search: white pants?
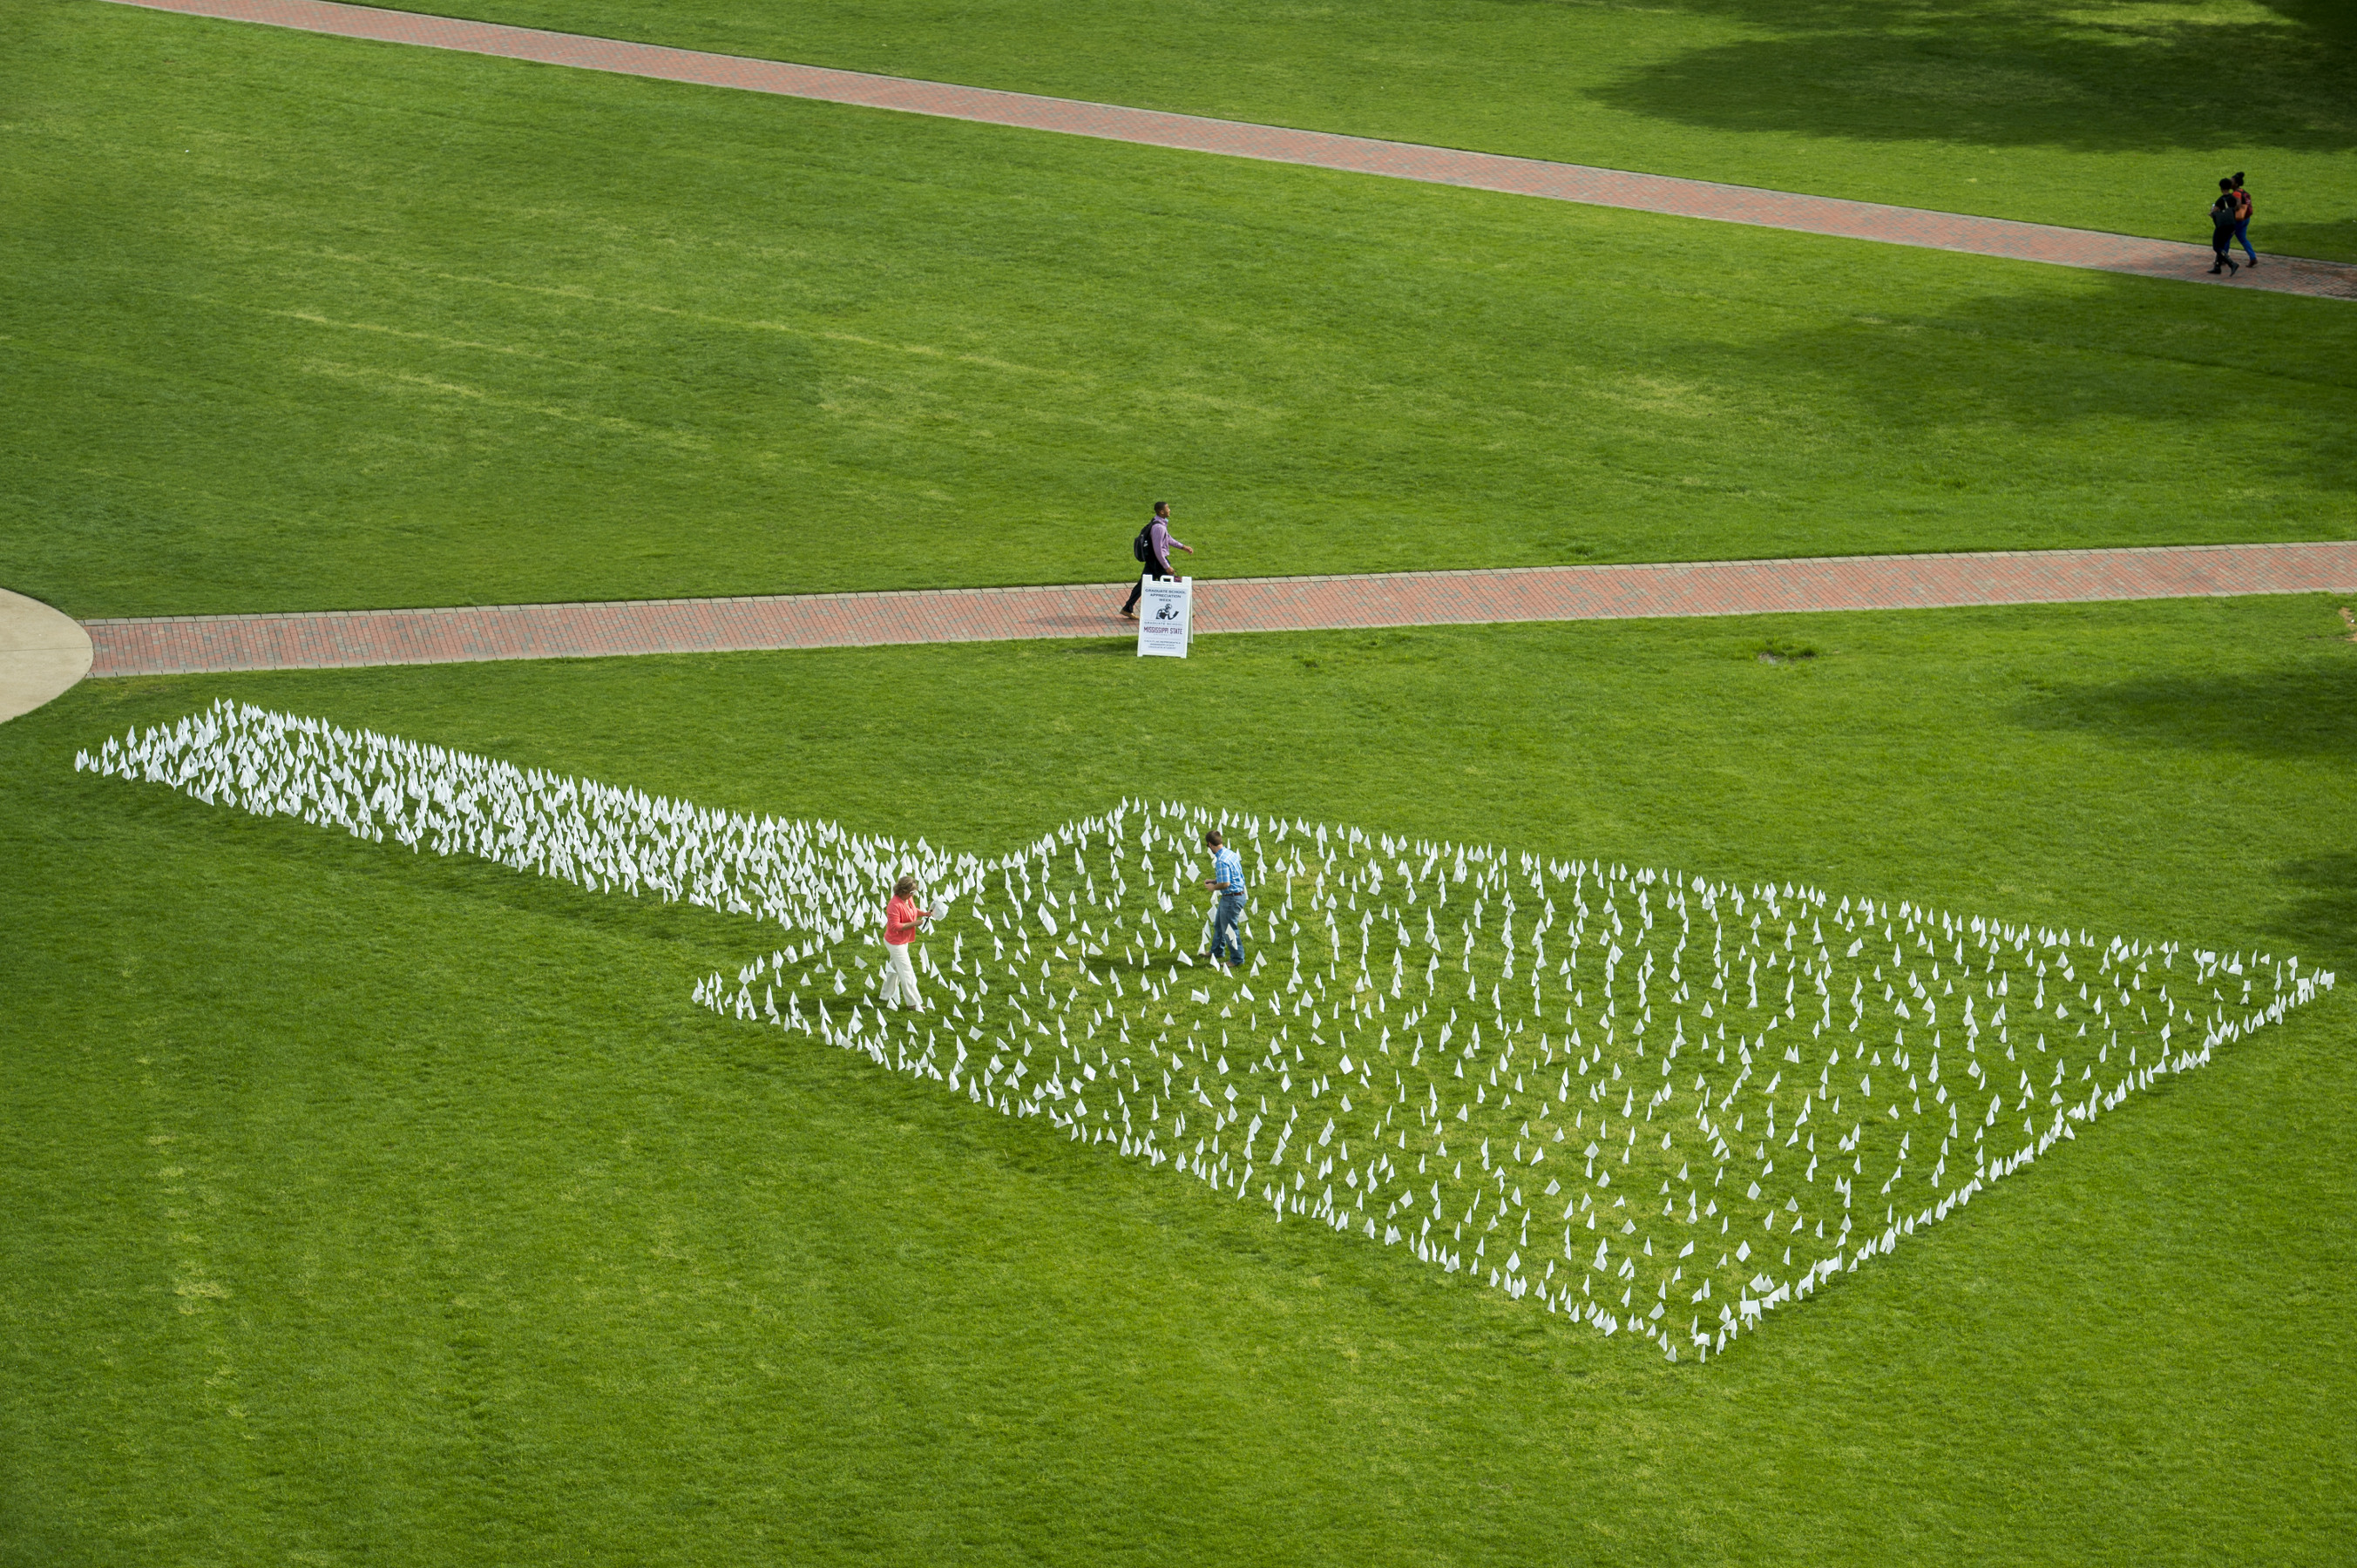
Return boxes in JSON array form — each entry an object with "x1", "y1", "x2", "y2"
[{"x1": 881, "y1": 942, "x2": 924, "y2": 1010}]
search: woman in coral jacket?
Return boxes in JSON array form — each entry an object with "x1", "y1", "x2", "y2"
[{"x1": 880, "y1": 875, "x2": 936, "y2": 1010}]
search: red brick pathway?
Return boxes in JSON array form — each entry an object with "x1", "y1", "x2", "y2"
[
  {"x1": 105, "y1": 0, "x2": 2357, "y2": 301},
  {"x1": 81, "y1": 544, "x2": 2357, "y2": 676}
]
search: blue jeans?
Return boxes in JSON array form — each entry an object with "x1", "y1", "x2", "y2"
[
  {"x1": 2234, "y1": 217, "x2": 2256, "y2": 261},
  {"x1": 1209, "y1": 894, "x2": 1246, "y2": 967}
]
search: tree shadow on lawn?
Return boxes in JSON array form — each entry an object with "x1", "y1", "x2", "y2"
[
  {"x1": 2003, "y1": 638, "x2": 2357, "y2": 969},
  {"x1": 2009, "y1": 645, "x2": 2357, "y2": 758},
  {"x1": 1582, "y1": 0, "x2": 2357, "y2": 156},
  {"x1": 2266, "y1": 854, "x2": 2357, "y2": 972},
  {"x1": 2261, "y1": 0, "x2": 2357, "y2": 47},
  {"x1": 1633, "y1": 274, "x2": 2357, "y2": 501}
]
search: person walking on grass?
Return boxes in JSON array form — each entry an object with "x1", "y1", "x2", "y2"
[
  {"x1": 2209, "y1": 179, "x2": 2241, "y2": 277},
  {"x1": 880, "y1": 875, "x2": 936, "y2": 1010},
  {"x1": 1199, "y1": 828, "x2": 1247, "y2": 972},
  {"x1": 2231, "y1": 172, "x2": 2258, "y2": 267},
  {"x1": 1120, "y1": 501, "x2": 1195, "y2": 620}
]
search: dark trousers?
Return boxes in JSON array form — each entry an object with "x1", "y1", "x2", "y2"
[
  {"x1": 2211, "y1": 226, "x2": 2237, "y2": 267},
  {"x1": 1121, "y1": 560, "x2": 1172, "y2": 614}
]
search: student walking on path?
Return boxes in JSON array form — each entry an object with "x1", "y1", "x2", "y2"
[
  {"x1": 880, "y1": 875, "x2": 936, "y2": 1010},
  {"x1": 2231, "y1": 172, "x2": 2258, "y2": 267},
  {"x1": 1199, "y1": 829, "x2": 1247, "y2": 971},
  {"x1": 1120, "y1": 502, "x2": 1195, "y2": 620},
  {"x1": 2209, "y1": 179, "x2": 2242, "y2": 276}
]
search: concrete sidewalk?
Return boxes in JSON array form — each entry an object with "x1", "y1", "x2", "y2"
[{"x1": 0, "y1": 591, "x2": 96, "y2": 721}]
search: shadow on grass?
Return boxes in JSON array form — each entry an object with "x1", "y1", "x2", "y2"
[
  {"x1": 2262, "y1": 0, "x2": 2357, "y2": 46},
  {"x1": 2011, "y1": 651, "x2": 2357, "y2": 756},
  {"x1": 2266, "y1": 854, "x2": 2357, "y2": 972},
  {"x1": 1586, "y1": 0, "x2": 2357, "y2": 157},
  {"x1": 1636, "y1": 274, "x2": 2357, "y2": 500}
]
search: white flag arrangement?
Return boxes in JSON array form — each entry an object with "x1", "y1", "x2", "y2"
[
  {"x1": 74, "y1": 700, "x2": 986, "y2": 935},
  {"x1": 81, "y1": 702, "x2": 2336, "y2": 1362}
]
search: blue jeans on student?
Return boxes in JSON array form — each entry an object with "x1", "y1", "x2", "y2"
[
  {"x1": 1209, "y1": 894, "x2": 1246, "y2": 967},
  {"x1": 2234, "y1": 217, "x2": 2256, "y2": 262}
]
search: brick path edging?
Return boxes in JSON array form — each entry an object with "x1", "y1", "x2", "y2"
[
  {"x1": 99, "y1": 0, "x2": 2357, "y2": 301},
  {"x1": 78, "y1": 543, "x2": 2357, "y2": 676}
]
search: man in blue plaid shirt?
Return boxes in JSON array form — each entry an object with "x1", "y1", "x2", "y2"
[{"x1": 1200, "y1": 828, "x2": 1247, "y2": 970}]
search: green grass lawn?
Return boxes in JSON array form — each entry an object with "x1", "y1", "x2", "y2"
[
  {"x1": 105, "y1": 694, "x2": 2299, "y2": 1367},
  {"x1": 360, "y1": 0, "x2": 2357, "y2": 258},
  {"x1": 7, "y1": 3, "x2": 2356, "y2": 1560},
  {"x1": 4, "y1": 0, "x2": 2354, "y2": 619},
  {"x1": 6, "y1": 595, "x2": 2354, "y2": 1563}
]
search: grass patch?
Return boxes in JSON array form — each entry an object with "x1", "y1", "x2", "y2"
[
  {"x1": 6, "y1": 595, "x2": 2355, "y2": 1563},
  {"x1": 4, "y1": 0, "x2": 2354, "y2": 618},
  {"x1": 354, "y1": 0, "x2": 2357, "y2": 254}
]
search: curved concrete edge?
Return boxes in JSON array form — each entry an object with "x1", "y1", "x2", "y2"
[{"x1": 0, "y1": 589, "x2": 95, "y2": 723}]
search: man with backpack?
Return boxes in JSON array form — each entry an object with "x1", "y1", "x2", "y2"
[{"x1": 1120, "y1": 501, "x2": 1195, "y2": 620}]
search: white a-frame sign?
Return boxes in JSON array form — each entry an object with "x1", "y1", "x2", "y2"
[{"x1": 1136, "y1": 576, "x2": 1192, "y2": 658}]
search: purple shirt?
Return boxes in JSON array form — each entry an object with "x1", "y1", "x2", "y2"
[{"x1": 1148, "y1": 518, "x2": 1188, "y2": 565}]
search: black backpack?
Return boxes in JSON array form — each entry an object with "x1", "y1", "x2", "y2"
[{"x1": 1133, "y1": 522, "x2": 1156, "y2": 563}]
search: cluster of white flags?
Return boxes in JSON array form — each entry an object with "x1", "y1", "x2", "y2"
[
  {"x1": 82, "y1": 704, "x2": 2336, "y2": 1362},
  {"x1": 701, "y1": 803, "x2": 2334, "y2": 1362},
  {"x1": 76, "y1": 700, "x2": 985, "y2": 936}
]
